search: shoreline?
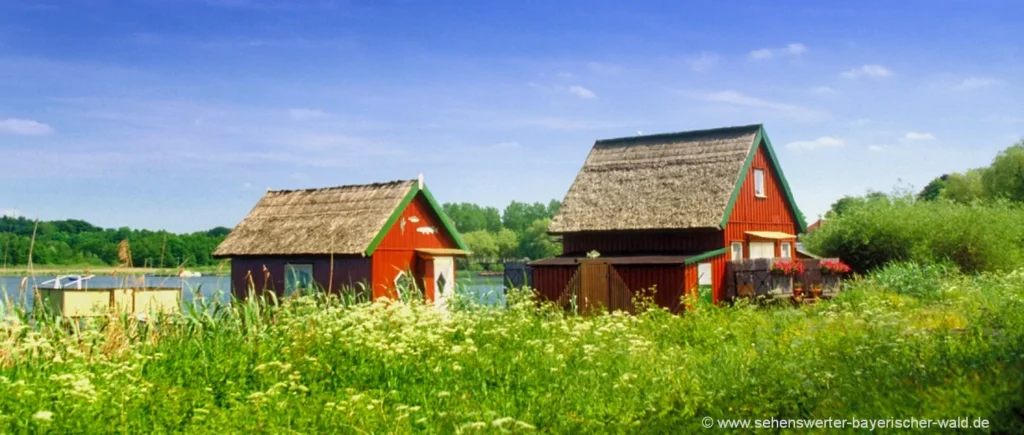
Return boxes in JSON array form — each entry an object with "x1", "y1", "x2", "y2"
[{"x1": 0, "y1": 266, "x2": 229, "y2": 277}]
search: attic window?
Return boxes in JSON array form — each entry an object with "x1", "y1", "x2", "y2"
[{"x1": 754, "y1": 169, "x2": 766, "y2": 198}]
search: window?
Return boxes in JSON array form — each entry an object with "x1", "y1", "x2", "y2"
[
  {"x1": 730, "y1": 242, "x2": 744, "y2": 260},
  {"x1": 780, "y1": 242, "x2": 792, "y2": 258},
  {"x1": 697, "y1": 262, "x2": 712, "y2": 286},
  {"x1": 284, "y1": 263, "x2": 313, "y2": 296},
  {"x1": 749, "y1": 242, "x2": 775, "y2": 259},
  {"x1": 754, "y1": 169, "x2": 766, "y2": 197}
]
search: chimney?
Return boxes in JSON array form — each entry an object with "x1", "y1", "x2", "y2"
[{"x1": 417, "y1": 173, "x2": 424, "y2": 190}]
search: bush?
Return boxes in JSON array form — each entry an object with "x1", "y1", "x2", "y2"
[{"x1": 804, "y1": 195, "x2": 1024, "y2": 273}]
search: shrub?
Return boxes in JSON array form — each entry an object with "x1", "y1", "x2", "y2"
[{"x1": 804, "y1": 195, "x2": 1024, "y2": 273}]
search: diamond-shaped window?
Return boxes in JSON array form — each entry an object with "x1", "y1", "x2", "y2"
[{"x1": 436, "y1": 274, "x2": 447, "y2": 295}]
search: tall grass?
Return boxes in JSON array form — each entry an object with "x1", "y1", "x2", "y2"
[{"x1": 0, "y1": 268, "x2": 1023, "y2": 432}]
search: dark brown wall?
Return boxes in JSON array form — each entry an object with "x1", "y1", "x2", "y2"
[
  {"x1": 230, "y1": 255, "x2": 371, "y2": 299},
  {"x1": 613, "y1": 265, "x2": 686, "y2": 313},
  {"x1": 562, "y1": 229, "x2": 723, "y2": 256}
]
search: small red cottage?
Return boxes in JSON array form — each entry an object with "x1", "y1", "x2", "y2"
[
  {"x1": 213, "y1": 176, "x2": 469, "y2": 303},
  {"x1": 531, "y1": 124, "x2": 806, "y2": 310}
]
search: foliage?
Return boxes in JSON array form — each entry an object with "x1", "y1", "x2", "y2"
[
  {"x1": 805, "y1": 194, "x2": 1024, "y2": 273},
  {"x1": 819, "y1": 259, "x2": 851, "y2": 275},
  {"x1": 769, "y1": 259, "x2": 805, "y2": 276},
  {"x1": 0, "y1": 216, "x2": 228, "y2": 268},
  {"x1": 443, "y1": 200, "x2": 561, "y2": 267},
  {"x1": 916, "y1": 175, "x2": 948, "y2": 201},
  {"x1": 1, "y1": 270, "x2": 1023, "y2": 432},
  {"x1": 919, "y1": 140, "x2": 1024, "y2": 203},
  {"x1": 943, "y1": 168, "x2": 986, "y2": 203},
  {"x1": 519, "y1": 219, "x2": 561, "y2": 261},
  {"x1": 982, "y1": 141, "x2": 1024, "y2": 201},
  {"x1": 441, "y1": 203, "x2": 503, "y2": 233}
]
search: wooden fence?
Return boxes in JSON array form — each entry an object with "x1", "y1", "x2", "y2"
[
  {"x1": 504, "y1": 261, "x2": 533, "y2": 290},
  {"x1": 724, "y1": 258, "x2": 838, "y2": 300}
]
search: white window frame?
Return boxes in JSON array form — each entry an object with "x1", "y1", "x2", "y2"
[
  {"x1": 754, "y1": 169, "x2": 766, "y2": 198},
  {"x1": 697, "y1": 262, "x2": 712, "y2": 286},
  {"x1": 730, "y1": 242, "x2": 744, "y2": 261},
  {"x1": 284, "y1": 263, "x2": 313, "y2": 296},
  {"x1": 780, "y1": 242, "x2": 792, "y2": 259}
]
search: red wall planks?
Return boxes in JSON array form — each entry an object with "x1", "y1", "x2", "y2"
[
  {"x1": 562, "y1": 230, "x2": 721, "y2": 255},
  {"x1": 372, "y1": 193, "x2": 461, "y2": 299},
  {"x1": 716, "y1": 142, "x2": 800, "y2": 302},
  {"x1": 532, "y1": 265, "x2": 577, "y2": 303},
  {"x1": 613, "y1": 265, "x2": 686, "y2": 313}
]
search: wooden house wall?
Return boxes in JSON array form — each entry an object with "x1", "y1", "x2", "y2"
[
  {"x1": 717, "y1": 142, "x2": 800, "y2": 303},
  {"x1": 230, "y1": 255, "x2": 371, "y2": 299},
  {"x1": 532, "y1": 265, "x2": 577, "y2": 303},
  {"x1": 612, "y1": 265, "x2": 686, "y2": 313},
  {"x1": 371, "y1": 193, "x2": 461, "y2": 300},
  {"x1": 562, "y1": 230, "x2": 721, "y2": 256}
]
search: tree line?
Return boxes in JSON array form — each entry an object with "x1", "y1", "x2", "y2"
[
  {"x1": 0, "y1": 216, "x2": 230, "y2": 268},
  {"x1": 0, "y1": 199, "x2": 565, "y2": 271},
  {"x1": 442, "y1": 200, "x2": 562, "y2": 271},
  {"x1": 807, "y1": 139, "x2": 1024, "y2": 273}
]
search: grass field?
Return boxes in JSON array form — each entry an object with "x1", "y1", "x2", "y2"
[{"x1": 0, "y1": 263, "x2": 1022, "y2": 432}]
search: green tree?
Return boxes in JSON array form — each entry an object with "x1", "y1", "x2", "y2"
[
  {"x1": 943, "y1": 168, "x2": 986, "y2": 203},
  {"x1": 495, "y1": 228, "x2": 519, "y2": 259},
  {"x1": 917, "y1": 175, "x2": 949, "y2": 201},
  {"x1": 502, "y1": 201, "x2": 550, "y2": 234},
  {"x1": 462, "y1": 230, "x2": 498, "y2": 263},
  {"x1": 981, "y1": 141, "x2": 1024, "y2": 201},
  {"x1": 518, "y1": 219, "x2": 561, "y2": 260}
]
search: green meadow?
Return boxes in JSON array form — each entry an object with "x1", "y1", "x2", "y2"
[{"x1": 1, "y1": 262, "x2": 1022, "y2": 433}]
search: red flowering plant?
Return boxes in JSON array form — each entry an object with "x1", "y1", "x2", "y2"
[
  {"x1": 770, "y1": 259, "x2": 805, "y2": 276},
  {"x1": 820, "y1": 259, "x2": 852, "y2": 275}
]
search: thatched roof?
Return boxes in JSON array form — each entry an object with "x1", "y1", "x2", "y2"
[
  {"x1": 549, "y1": 124, "x2": 765, "y2": 234},
  {"x1": 214, "y1": 180, "x2": 418, "y2": 256}
]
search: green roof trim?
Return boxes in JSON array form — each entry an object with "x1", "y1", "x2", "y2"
[
  {"x1": 718, "y1": 125, "x2": 808, "y2": 233},
  {"x1": 683, "y1": 247, "x2": 729, "y2": 265},
  {"x1": 419, "y1": 184, "x2": 470, "y2": 252},
  {"x1": 363, "y1": 184, "x2": 419, "y2": 257},
  {"x1": 363, "y1": 182, "x2": 470, "y2": 257}
]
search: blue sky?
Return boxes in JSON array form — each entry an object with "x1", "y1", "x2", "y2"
[{"x1": 1, "y1": 0, "x2": 1022, "y2": 232}]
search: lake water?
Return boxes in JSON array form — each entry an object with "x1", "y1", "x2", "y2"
[{"x1": 1, "y1": 274, "x2": 506, "y2": 310}]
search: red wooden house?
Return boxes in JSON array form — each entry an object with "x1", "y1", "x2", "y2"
[
  {"x1": 531, "y1": 124, "x2": 806, "y2": 310},
  {"x1": 213, "y1": 176, "x2": 469, "y2": 304}
]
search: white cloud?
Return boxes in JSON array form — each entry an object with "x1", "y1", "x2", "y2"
[
  {"x1": 688, "y1": 52, "x2": 719, "y2": 72},
  {"x1": 749, "y1": 48, "x2": 773, "y2": 60},
  {"x1": 568, "y1": 85, "x2": 597, "y2": 99},
  {"x1": 953, "y1": 76, "x2": 1004, "y2": 91},
  {"x1": 809, "y1": 86, "x2": 837, "y2": 96},
  {"x1": 586, "y1": 62, "x2": 622, "y2": 75},
  {"x1": 696, "y1": 90, "x2": 824, "y2": 122},
  {"x1": 902, "y1": 131, "x2": 936, "y2": 141},
  {"x1": 786, "y1": 136, "x2": 845, "y2": 150},
  {"x1": 288, "y1": 108, "x2": 326, "y2": 120},
  {"x1": 749, "y1": 43, "x2": 806, "y2": 60},
  {"x1": 849, "y1": 118, "x2": 871, "y2": 127},
  {"x1": 0, "y1": 118, "x2": 53, "y2": 135},
  {"x1": 867, "y1": 145, "x2": 884, "y2": 152},
  {"x1": 840, "y1": 64, "x2": 892, "y2": 79}
]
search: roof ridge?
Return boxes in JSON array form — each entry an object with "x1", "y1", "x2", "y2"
[
  {"x1": 268, "y1": 179, "x2": 416, "y2": 194},
  {"x1": 595, "y1": 124, "x2": 762, "y2": 146}
]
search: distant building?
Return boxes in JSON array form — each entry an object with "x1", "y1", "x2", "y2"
[
  {"x1": 213, "y1": 177, "x2": 469, "y2": 304},
  {"x1": 531, "y1": 124, "x2": 806, "y2": 310}
]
